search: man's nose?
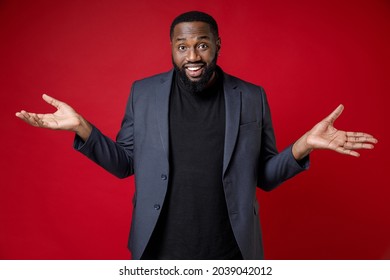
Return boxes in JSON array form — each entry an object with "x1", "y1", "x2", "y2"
[{"x1": 187, "y1": 47, "x2": 200, "y2": 62}]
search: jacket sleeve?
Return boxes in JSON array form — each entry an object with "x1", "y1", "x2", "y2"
[
  {"x1": 257, "y1": 88, "x2": 309, "y2": 191},
  {"x1": 73, "y1": 85, "x2": 135, "y2": 179}
]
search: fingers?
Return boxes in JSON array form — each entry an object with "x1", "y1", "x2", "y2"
[
  {"x1": 324, "y1": 104, "x2": 344, "y2": 124},
  {"x1": 16, "y1": 110, "x2": 38, "y2": 126},
  {"x1": 15, "y1": 110, "x2": 31, "y2": 123},
  {"x1": 344, "y1": 132, "x2": 378, "y2": 150},
  {"x1": 344, "y1": 142, "x2": 375, "y2": 150},
  {"x1": 335, "y1": 147, "x2": 360, "y2": 157},
  {"x1": 15, "y1": 110, "x2": 46, "y2": 127},
  {"x1": 346, "y1": 132, "x2": 378, "y2": 143},
  {"x1": 337, "y1": 131, "x2": 378, "y2": 156},
  {"x1": 16, "y1": 94, "x2": 64, "y2": 128}
]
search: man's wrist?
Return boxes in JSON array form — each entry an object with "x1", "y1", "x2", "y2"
[
  {"x1": 74, "y1": 115, "x2": 92, "y2": 142},
  {"x1": 292, "y1": 133, "x2": 313, "y2": 160}
]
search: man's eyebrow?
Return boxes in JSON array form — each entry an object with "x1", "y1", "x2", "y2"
[
  {"x1": 175, "y1": 35, "x2": 211, "y2": 42},
  {"x1": 197, "y1": 35, "x2": 211, "y2": 40}
]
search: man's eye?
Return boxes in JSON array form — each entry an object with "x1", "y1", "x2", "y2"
[
  {"x1": 178, "y1": 46, "x2": 187, "y2": 51},
  {"x1": 198, "y1": 44, "x2": 208, "y2": 49}
]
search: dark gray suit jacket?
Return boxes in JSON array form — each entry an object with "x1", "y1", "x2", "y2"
[{"x1": 74, "y1": 69, "x2": 309, "y2": 259}]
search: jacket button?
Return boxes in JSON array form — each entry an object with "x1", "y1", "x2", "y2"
[
  {"x1": 161, "y1": 174, "x2": 167, "y2": 180},
  {"x1": 154, "y1": 204, "x2": 161, "y2": 210}
]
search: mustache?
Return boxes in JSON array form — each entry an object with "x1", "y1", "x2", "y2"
[{"x1": 183, "y1": 62, "x2": 205, "y2": 68}]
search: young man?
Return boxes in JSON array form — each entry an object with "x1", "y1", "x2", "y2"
[{"x1": 16, "y1": 11, "x2": 377, "y2": 259}]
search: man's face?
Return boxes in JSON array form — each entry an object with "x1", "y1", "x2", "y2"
[{"x1": 171, "y1": 21, "x2": 221, "y2": 93}]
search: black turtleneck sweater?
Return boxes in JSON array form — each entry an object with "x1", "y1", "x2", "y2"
[{"x1": 142, "y1": 70, "x2": 242, "y2": 259}]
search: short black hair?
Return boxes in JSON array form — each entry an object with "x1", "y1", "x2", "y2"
[{"x1": 170, "y1": 11, "x2": 219, "y2": 40}]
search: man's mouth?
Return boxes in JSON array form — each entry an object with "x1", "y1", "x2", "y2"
[{"x1": 185, "y1": 64, "x2": 205, "y2": 79}]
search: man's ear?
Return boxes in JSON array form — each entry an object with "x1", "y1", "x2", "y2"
[{"x1": 216, "y1": 37, "x2": 221, "y2": 54}]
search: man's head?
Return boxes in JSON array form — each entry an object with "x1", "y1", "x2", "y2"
[{"x1": 170, "y1": 11, "x2": 221, "y2": 93}]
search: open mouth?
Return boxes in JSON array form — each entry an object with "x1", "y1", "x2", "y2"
[{"x1": 185, "y1": 64, "x2": 205, "y2": 79}]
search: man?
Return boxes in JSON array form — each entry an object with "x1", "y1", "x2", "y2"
[{"x1": 15, "y1": 11, "x2": 377, "y2": 259}]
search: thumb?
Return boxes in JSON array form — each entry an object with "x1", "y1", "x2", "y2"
[
  {"x1": 42, "y1": 94, "x2": 63, "y2": 109},
  {"x1": 324, "y1": 104, "x2": 344, "y2": 124}
]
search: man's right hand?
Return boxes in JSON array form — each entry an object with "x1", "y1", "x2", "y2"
[{"x1": 16, "y1": 94, "x2": 92, "y2": 141}]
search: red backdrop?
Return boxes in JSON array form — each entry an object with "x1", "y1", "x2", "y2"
[{"x1": 1, "y1": 0, "x2": 389, "y2": 260}]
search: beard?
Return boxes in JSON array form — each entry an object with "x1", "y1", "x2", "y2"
[{"x1": 173, "y1": 55, "x2": 218, "y2": 94}]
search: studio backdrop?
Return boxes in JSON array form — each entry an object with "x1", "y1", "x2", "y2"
[{"x1": 0, "y1": 0, "x2": 389, "y2": 259}]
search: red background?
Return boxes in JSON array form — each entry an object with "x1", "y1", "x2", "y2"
[{"x1": 1, "y1": 0, "x2": 389, "y2": 260}]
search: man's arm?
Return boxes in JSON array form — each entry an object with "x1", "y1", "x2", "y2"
[
  {"x1": 16, "y1": 93, "x2": 135, "y2": 178},
  {"x1": 292, "y1": 104, "x2": 378, "y2": 160}
]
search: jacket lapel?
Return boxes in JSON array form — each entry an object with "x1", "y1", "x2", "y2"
[
  {"x1": 223, "y1": 74, "x2": 241, "y2": 176},
  {"x1": 155, "y1": 70, "x2": 174, "y2": 162}
]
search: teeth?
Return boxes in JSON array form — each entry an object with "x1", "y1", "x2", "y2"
[{"x1": 187, "y1": 67, "x2": 201, "y2": 71}]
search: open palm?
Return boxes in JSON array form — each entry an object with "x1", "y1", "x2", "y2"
[
  {"x1": 306, "y1": 105, "x2": 377, "y2": 157},
  {"x1": 16, "y1": 94, "x2": 81, "y2": 131}
]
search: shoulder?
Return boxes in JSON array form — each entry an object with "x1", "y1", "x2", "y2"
[
  {"x1": 222, "y1": 70, "x2": 265, "y2": 94},
  {"x1": 129, "y1": 69, "x2": 174, "y2": 103},
  {"x1": 132, "y1": 70, "x2": 173, "y2": 90},
  {"x1": 222, "y1": 70, "x2": 266, "y2": 106},
  {"x1": 221, "y1": 70, "x2": 268, "y2": 117}
]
